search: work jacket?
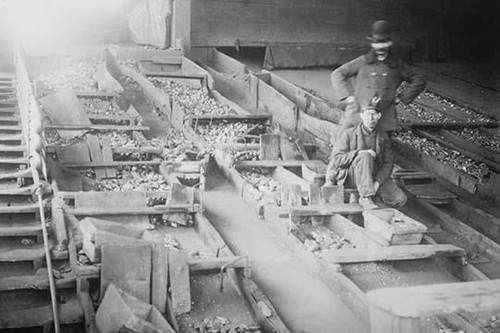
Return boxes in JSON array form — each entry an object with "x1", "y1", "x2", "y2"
[
  {"x1": 331, "y1": 50, "x2": 426, "y2": 131},
  {"x1": 326, "y1": 123, "x2": 394, "y2": 185}
]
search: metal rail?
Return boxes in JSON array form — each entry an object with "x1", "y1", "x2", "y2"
[{"x1": 14, "y1": 43, "x2": 61, "y2": 333}]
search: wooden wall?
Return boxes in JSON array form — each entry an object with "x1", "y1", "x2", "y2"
[{"x1": 190, "y1": 0, "x2": 420, "y2": 48}]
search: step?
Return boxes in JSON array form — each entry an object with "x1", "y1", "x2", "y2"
[
  {"x1": 0, "y1": 295, "x2": 83, "y2": 329},
  {"x1": 0, "y1": 100, "x2": 17, "y2": 106},
  {"x1": 0, "y1": 243, "x2": 68, "y2": 262},
  {"x1": 0, "y1": 145, "x2": 26, "y2": 152},
  {"x1": 0, "y1": 169, "x2": 32, "y2": 180},
  {"x1": 0, "y1": 116, "x2": 19, "y2": 125},
  {"x1": 0, "y1": 185, "x2": 35, "y2": 196},
  {"x1": 0, "y1": 134, "x2": 23, "y2": 142},
  {"x1": 0, "y1": 225, "x2": 42, "y2": 238},
  {"x1": 0, "y1": 124, "x2": 22, "y2": 132},
  {"x1": 0, "y1": 106, "x2": 18, "y2": 113},
  {"x1": 0, "y1": 274, "x2": 76, "y2": 291},
  {"x1": 0, "y1": 157, "x2": 28, "y2": 165},
  {"x1": 0, "y1": 202, "x2": 43, "y2": 215}
]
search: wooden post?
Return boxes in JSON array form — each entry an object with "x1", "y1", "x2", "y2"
[
  {"x1": 369, "y1": 305, "x2": 419, "y2": 333},
  {"x1": 172, "y1": 0, "x2": 191, "y2": 55}
]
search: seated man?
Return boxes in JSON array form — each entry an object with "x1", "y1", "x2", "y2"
[{"x1": 325, "y1": 102, "x2": 406, "y2": 210}]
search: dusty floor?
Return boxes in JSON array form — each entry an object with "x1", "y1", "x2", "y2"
[{"x1": 203, "y1": 168, "x2": 368, "y2": 333}]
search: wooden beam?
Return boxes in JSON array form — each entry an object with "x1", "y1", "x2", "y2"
[
  {"x1": 235, "y1": 159, "x2": 326, "y2": 169},
  {"x1": 367, "y1": 279, "x2": 500, "y2": 318},
  {"x1": 190, "y1": 114, "x2": 271, "y2": 124},
  {"x1": 64, "y1": 204, "x2": 201, "y2": 216},
  {"x1": 61, "y1": 160, "x2": 162, "y2": 168},
  {"x1": 322, "y1": 244, "x2": 465, "y2": 264},
  {"x1": 279, "y1": 203, "x2": 363, "y2": 218},
  {"x1": 44, "y1": 124, "x2": 149, "y2": 131},
  {"x1": 408, "y1": 121, "x2": 498, "y2": 129},
  {"x1": 0, "y1": 275, "x2": 76, "y2": 291},
  {"x1": 187, "y1": 256, "x2": 248, "y2": 272}
]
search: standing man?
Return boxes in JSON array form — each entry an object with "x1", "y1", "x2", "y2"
[
  {"x1": 331, "y1": 20, "x2": 426, "y2": 132},
  {"x1": 325, "y1": 102, "x2": 406, "y2": 210}
]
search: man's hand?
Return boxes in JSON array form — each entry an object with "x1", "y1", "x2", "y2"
[
  {"x1": 373, "y1": 181, "x2": 380, "y2": 193},
  {"x1": 345, "y1": 96, "x2": 356, "y2": 104},
  {"x1": 358, "y1": 149, "x2": 376, "y2": 158}
]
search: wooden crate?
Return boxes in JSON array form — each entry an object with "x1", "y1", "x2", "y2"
[{"x1": 363, "y1": 208, "x2": 427, "y2": 245}]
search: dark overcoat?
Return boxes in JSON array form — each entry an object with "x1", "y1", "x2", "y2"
[{"x1": 331, "y1": 50, "x2": 426, "y2": 131}]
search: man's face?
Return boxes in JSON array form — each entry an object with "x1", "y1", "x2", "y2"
[
  {"x1": 360, "y1": 109, "x2": 381, "y2": 131},
  {"x1": 371, "y1": 41, "x2": 392, "y2": 58}
]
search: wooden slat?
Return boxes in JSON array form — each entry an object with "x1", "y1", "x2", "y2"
[
  {"x1": 87, "y1": 135, "x2": 106, "y2": 179},
  {"x1": 235, "y1": 159, "x2": 326, "y2": 169},
  {"x1": 322, "y1": 244, "x2": 465, "y2": 264},
  {"x1": 0, "y1": 297, "x2": 83, "y2": 328},
  {"x1": 144, "y1": 71, "x2": 204, "y2": 80},
  {"x1": 0, "y1": 124, "x2": 22, "y2": 131},
  {"x1": 187, "y1": 256, "x2": 247, "y2": 272},
  {"x1": 101, "y1": 244, "x2": 152, "y2": 303},
  {"x1": 408, "y1": 121, "x2": 498, "y2": 128},
  {"x1": 61, "y1": 159, "x2": 162, "y2": 168},
  {"x1": 65, "y1": 204, "x2": 201, "y2": 216},
  {"x1": 280, "y1": 203, "x2": 363, "y2": 218},
  {"x1": 367, "y1": 279, "x2": 500, "y2": 318},
  {"x1": 0, "y1": 275, "x2": 75, "y2": 291},
  {"x1": 151, "y1": 244, "x2": 169, "y2": 313},
  {"x1": 260, "y1": 134, "x2": 280, "y2": 160},
  {"x1": 403, "y1": 183, "x2": 456, "y2": 201},
  {"x1": 101, "y1": 138, "x2": 117, "y2": 178},
  {"x1": 0, "y1": 226, "x2": 42, "y2": 238},
  {"x1": 39, "y1": 88, "x2": 91, "y2": 139},
  {"x1": 190, "y1": 114, "x2": 271, "y2": 124},
  {"x1": 44, "y1": 123, "x2": 149, "y2": 131},
  {"x1": 0, "y1": 168, "x2": 32, "y2": 179},
  {"x1": 169, "y1": 250, "x2": 191, "y2": 315}
]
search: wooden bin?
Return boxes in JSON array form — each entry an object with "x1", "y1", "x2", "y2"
[{"x1": 362, "y1": 208, "x2": 428, "y2": 245}]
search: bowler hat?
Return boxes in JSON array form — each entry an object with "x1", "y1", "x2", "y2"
[{"x1": 367, "y1": 20, "x2": 391, "y2": 42}]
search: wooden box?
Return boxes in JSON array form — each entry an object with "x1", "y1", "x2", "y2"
[{"x1": 363, "y1": 208, "x2": 428, "y2": 245}]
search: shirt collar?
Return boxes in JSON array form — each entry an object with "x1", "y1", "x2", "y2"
[{"x1": 365, "y1": 49, "x2": 398, "y2": 67}]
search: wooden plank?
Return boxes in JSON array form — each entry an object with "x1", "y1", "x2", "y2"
[
  {"x1": 190, "y1": 114, "x2": 271, "y2": 124},
  {"x1": 0, "y1": 275, "x2": 75, "y2": 291},
  {"x1": 367, "y1": 279, "x2": 500, "y2": 318},
  {"x1": 61, "y1": 159, "x2": 162, "y2": 168},
  {"x1": 260, "y1": 134, "x2": 280, "y2": 160},
  {"x1": 39, "y1": 88, "x2": 91, "y2": 139},
  {"x1": 322, "y1": 244, "x2": 465, "y2": 264},
  {"x1": 280, "y1": 135, "x2": 306, "y2": 160},
  {"x1": 144, "y1": 71, "x2": 205, "y2": 80},
  {"x1": 169, "y1": 250, "x2": 191, "y2": 315},
  {"x1": 369, "y1": 305, "x2": 419, "y2": 333},
  {"x1": 87, "y1": 135, "x2": 106, "y2": 179},
  {"x1": 403, "y1": 183, "x2": 456, "y2": 202},
  {"x1": 66, "y1": 204, "x2": 200, "y2": 216},
  {"x1": 235, "y1": 159, "x2": 326, "y2": 169},
  {"x1": 94, "y1": 63, "x2": 124, "y2": 94},
  {"x1": 151, "y1": 244, "x2": 169, "y2": 314},
  {"x1": 255, "y1": 76, "x2": 298, "y2": 132},
  {"x1": 100, "y1": 138, "x2": 117, "y2": 178},
  {"x1": 187, "y1": 256, "x2": 247, "y2": 272},
  {"x1": 76, "y1": 278, "x2": 99, "y2": 333},
  {"x1": 44, "y1": 123, "x2": 149, "y2": 131},
  {"x1": 281, "y1": 203, "x2": 362, "y2": 218},
  {"x1": 101, "y1": 244, "x2": 152, "y2": 303},
  {"x1": 52, "y1": 197, "x2": 68, "y2": 249},
  {"x1": 408, "y1": 121, "x2": 498, "y2": 128},
  {"x1": 263, "y1": 70, "x2": 343, "y2": 124},
  {"x1": 0, "y1": 297, "x2": 83, "y2": 328},
  {"x1": 56, "y1": 142, "x2": 91, "y2": 164},
  {"x1": 328, "y1": 214, "x2": 390, "y2": 248},
  {"x1": 75, "y1": 190, "x2": 147, "y2": 208}
]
